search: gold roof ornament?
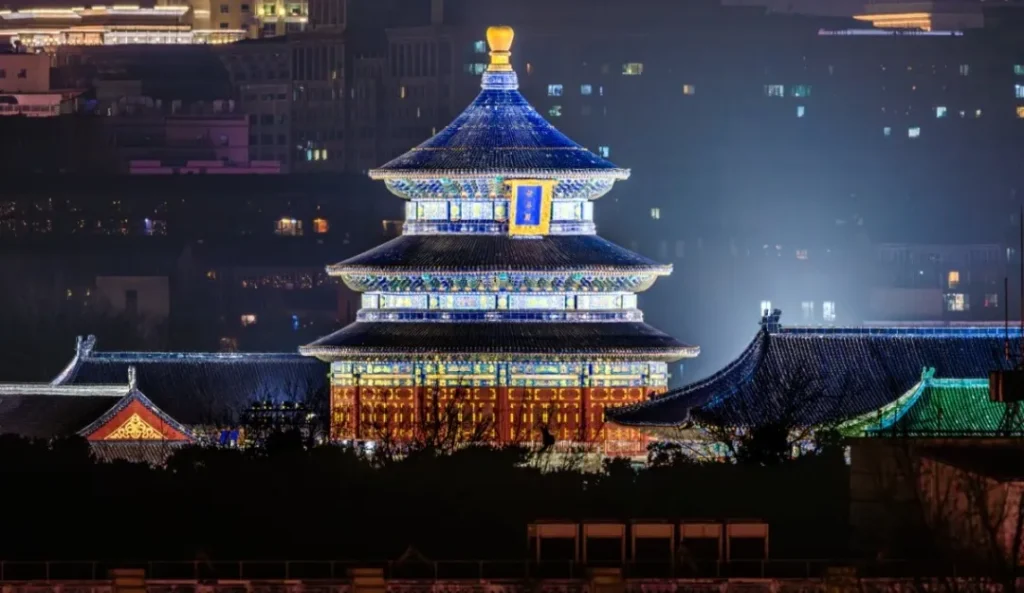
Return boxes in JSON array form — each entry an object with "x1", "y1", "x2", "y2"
[{"x1": 486, "y1": 25, "x2": 514, "y2": 72}]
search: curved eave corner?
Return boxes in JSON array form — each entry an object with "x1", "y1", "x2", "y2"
[
  {"x1": 604, "y1": 327, "x2": 770, "y2": 427},
  {"x1": 367, "y1": 167, "x2": 631, "y2": 182}
]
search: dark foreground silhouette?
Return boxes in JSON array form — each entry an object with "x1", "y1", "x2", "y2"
[{"x1": 0, "y1": 433, "x2": 848, "y2": 562}]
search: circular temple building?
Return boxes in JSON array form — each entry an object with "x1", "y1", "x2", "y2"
[{"x1": 301, "y1": 26, "x2": 697, "y2": 455}]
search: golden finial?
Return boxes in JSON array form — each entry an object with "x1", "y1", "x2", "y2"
[{"x1": 486, "y1": 25, "x2": 514, "y2": 72}]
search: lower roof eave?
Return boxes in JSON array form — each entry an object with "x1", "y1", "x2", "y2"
[{"x1": 298, "y1": 345, "x2": 699, "y2": 363}]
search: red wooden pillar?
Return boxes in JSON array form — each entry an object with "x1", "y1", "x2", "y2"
[
  {"x1": 353, "y1": 374, "x2": 361, "y2": 441},
  {"x1": 498, "y1": 387, "x2": 510, "y2": 443},
  {"x1": 581, "y1": 385, "x2": 591, "y2": 442}
]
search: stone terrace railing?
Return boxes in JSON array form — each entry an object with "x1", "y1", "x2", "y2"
[{"x1": 0, "y1": 560, "x2": 1003, "y2": 587}]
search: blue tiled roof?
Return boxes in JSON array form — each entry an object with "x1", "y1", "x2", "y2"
[
  {"x1": 329, "y1": 234, "x2": 669, "y2": 275},
  {"x1": 607, "y1": 323, "x2": 1017, "y2": 427},
  {"x1": 53, "y1": 337, "x2": 329, "y2": 425},
  {"x1": 370, "y1": 71, "x2": 628, "y2": 180},
  {"x1": 301, "y1": 321, "x2": 696, "y2": 361}
]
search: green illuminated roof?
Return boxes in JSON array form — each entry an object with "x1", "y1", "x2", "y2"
[{"x1": 841, "y1": 368, "x2": 1021, "y2": 437}]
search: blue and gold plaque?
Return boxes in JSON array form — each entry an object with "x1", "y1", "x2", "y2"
[{"x1": 507, "y1": 180, "x2": 554, "y2": 236}]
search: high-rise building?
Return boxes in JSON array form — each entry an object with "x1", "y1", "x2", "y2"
[{"x1": 300, "y1": 26, "x2": 696, "y2": 455}]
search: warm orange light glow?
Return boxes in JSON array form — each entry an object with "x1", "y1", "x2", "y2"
[{"x1": 854, "y1": 12, "x2": 933, "y2": 31}]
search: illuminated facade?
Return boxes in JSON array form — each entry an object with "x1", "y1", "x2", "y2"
[
  {"x1": 301, "y1": 26, "x2": 697, "y2": 455},
  {"x1": 0, "y1": 5, "x2": 246, "y2": 48}
]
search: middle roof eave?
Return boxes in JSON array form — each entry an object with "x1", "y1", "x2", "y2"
[{"x1": 327, "y1": 234, "x2": 671, "y2": 275}]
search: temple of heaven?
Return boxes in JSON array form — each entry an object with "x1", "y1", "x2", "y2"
[{"x1": 300, "y1": 26, "x2": 697, "y2": 454}]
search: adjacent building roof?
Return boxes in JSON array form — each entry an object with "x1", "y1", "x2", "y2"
[
  {"x1": 0, "y1": 367, "x2": 191, "y2": 445},
  {"x1": 301, "y1": 321, "x2": 697, "y2": 361},
  {"x1": 53, "y1": 336, "x2": 329, "y2": 425},
  {"x1": 841, "y1": 373, "x2": 1018, "y2": 438},
  {"x1": 369, "y1": 71, "x2": 628, "y2": 180},
  {"x1": 606, "y1": 312, "x2": 1016, "y2": 428},
  {"x1": 327, "y1": 234, "x2": 671, "y2": 276},
  {"x1": 0, "y1": 386, "x2": 124, "y2": 439}
]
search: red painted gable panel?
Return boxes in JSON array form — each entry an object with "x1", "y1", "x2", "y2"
[{"x1": 85, "y1": 399, "x2": 190, "y2": 442}]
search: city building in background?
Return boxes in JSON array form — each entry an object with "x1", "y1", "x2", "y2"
[
  {"x1": 0, "y1": 4, "x2": 246, "y2": 47},
  {"x1": 1, "y1": 0, "x2": 1024, "y2": 384},
  {"x1": 300, "y1": 27, "x2": 696, "y2": 455}
]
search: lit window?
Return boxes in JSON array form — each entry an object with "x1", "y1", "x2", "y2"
[
  {"x1": 682, "y1": 84, "x2": 696, "y2": 96},
  {"x1": 547, "y1": 84, "x2": 563, "y2": 97},
  {"x1": 1016, "y1": 84, "x2": 1024, "y2": 99},
  {"x1": 399, "y1": 86, "x2": 406, "y2": 99},
  {"x1": 1016, "y1": 107, "x2": 1024, "y2": 119},
  {"x1": 622, "y1": 62, "x2": 644, "y2": 76},
  {"x1": 322, "y1": 149, "x2": 329, "y2": 160},
  {"x1": 650, "y1": 207, "x2": 661, "y2": 220},
  {"x1": 796, "y1": 249, "x2": 808, "y2": 260},
  {"x1": 796, "y1": 105, "x2": 805, "y2": 118},
  {"x1": 760, "y1": 300, "x2": 772, "y2": 316},
  {"x1": 548, "y1": 105, "x2": 562, "y2": 117},
  {"x1": 765, "y1": 84, "x2": 784, "y2": 97},
  {"x1": 240, "y1": 314, "x2": 257, "y2": 327},
  {"x1": 908, "y1": 127, "x2": 920, "y2": 138},
  {"x1": 598, "y1": 146, "x2": 610, "y2": 158},
  {"x1": 883, "y1": 126, "x2": 891, "y2": 137},
  {"x1": 944, "y1": 293, "x2": 969, "y2": 312},
  {"x1": 947, "y1": 270, "x2": 960, "y2": 288},
  {"x1": 959, "y1": 64, "x2": 970, "y2": 76},
  {"x1": 801, "y1": 301, "x2": 815, "y2": 322},
  {"x1": 526, "y1": 63, "x2": 533, "y2": 75},
  {"x1": 464, "y1": 63, "x2": 486, "y2": 75},
  {"x1": 472, "y1": 40, "x2": 486, "y2": 53},
  {"x1": 313, "y1": 217, "x2": 329, "y2": 234},
  {"x1": 580, "y1": 84, "x2": 592, "y2": 95},
  {"x1": 975, "y1": 109, "x2": 983, "y2": 118},
  {"x1": 275, "y1": 217, "x2": 303, "y2": 236},
  {"x1": 935, "y1": 106, "x2": 946, "y2": 118},
  {"x1": 985, "y1": 293, "x2": 1000, "y2": 308},
  {"x1": 206, "y1": 270, "x2": 217, "y2": 280},
  {"x1": 823, "y1": 301, "x2": 836, "y2": 323},
  {"x1": 790, "y1": 84, "x2": 811, "y2": 97},
  {"x1": 1016, "y1": 65, "x2": 1024, "y2": 76}
]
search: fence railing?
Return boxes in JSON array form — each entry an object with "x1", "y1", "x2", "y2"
[{"x1": 0, "y1": 559, "x2": 992, "y2": 582}]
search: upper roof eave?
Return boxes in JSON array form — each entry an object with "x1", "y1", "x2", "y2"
[
  {"x1": 368, "y1": 168, "x2": 631, "y2": 181},
  {"x1": 326, "y1": 263, "x2": 673, "y2": 277}
]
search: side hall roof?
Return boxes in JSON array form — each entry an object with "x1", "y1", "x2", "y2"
[
  {"x1": 606, "y1": 311, "x2": 1017, "y2": 428},
  {"x1": 52, "y1": 336, "x2": 329, "y2": 425}
]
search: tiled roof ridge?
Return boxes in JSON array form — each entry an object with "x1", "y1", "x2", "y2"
[{"x1": 779, "y1": 326, "x2": 1024, "y2": 337}]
